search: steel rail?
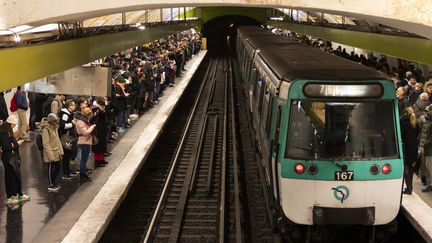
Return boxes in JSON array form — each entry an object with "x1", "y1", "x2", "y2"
[
  {"x1": 167, "y1": 58, "x2": 220, "y2": 243},
  {"x1": 206, "y1": 114, "x2": 218, "y2": 195},
  {"x1": 229, "y1": 56, "x2": 243, "y2": 243},
  {"x1": 142, "y1": 58, "x2": 214, "y2": 243},
  {"x1": 219, "y1": 56, "x2": 229, "y2": 243}
]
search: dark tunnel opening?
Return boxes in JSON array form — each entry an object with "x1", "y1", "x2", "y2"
[{"x1": 202, "y1": 15, "x2": 261, "y2": 53}]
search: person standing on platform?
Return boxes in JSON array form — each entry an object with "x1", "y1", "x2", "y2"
[
  {"x1": 0, "y1": 116, "x2": 30, "y2": 204},
  {"x1": 0, "y1": 92, "x2": 8, "y2": 123},
  {"x1": 418, "y1": 105, "x2": 432, "y2": 192},
  {"x1": 51, "y1": 94, "x2": 65, "y2": 116},
  {"x1": 74, "y1": 107, "x2": 96, "y2": 182},
  {"x1": 92, "y1": 97, "x2": 109, "y2": 167},
  {"x1": 400, "y1": 107, "x2": 419, "y2": 195},
  {"x1": 59, "y1": 100, "x2": 77, "y2": 180},
  {"x1": 41, "y1": 113, "x2": 64, "y2": 192},
  {"x1": 14, "y1": 86, "x2": 30, "y2": 141}
]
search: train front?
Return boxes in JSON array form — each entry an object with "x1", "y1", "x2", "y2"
[{"x1": 280, "y1": 80, "x2": 403, "y2": 226}]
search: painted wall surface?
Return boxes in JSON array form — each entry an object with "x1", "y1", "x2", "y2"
[
  {"x1": 0, "y1": 21, "x2": 198, "y2": 92},
  {"x1": 1, "y1": 1, "x2": 432, "y2": 39},
  {"x1": 268, "y1": 21, "x2": 432, "y2": 65}
]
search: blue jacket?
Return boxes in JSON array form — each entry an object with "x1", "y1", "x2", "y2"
[{"x1": 15, "y1": 91, "x2": 28, "y2": 110}]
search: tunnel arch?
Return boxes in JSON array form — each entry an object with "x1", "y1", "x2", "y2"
[{"x1": 201, "y1": 15, "x2": 261, "y2": 52}]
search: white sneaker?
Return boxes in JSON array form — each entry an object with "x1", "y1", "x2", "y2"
[
  {"x1": 5, "y1": 196, "x2": 19, "y2": 205},
  {"x1": 19, "y1": 194, "x2": 30, "y2": 201},
  {"x1": 130, "y1": 114, "x2": 139, "y2": 119},
  {"x1": 48, "y1": 186, "x2": 61, "y2": 192}
]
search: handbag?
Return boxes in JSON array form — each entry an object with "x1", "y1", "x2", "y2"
[{"x1": 61, "y1": 131, "x2": 78, "y2": 151}]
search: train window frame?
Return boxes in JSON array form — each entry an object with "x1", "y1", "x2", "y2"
[
  {"x1": 265, "y1": 93, "x2": 274, "y2": 135},
  {"x1": 284, "y1": 99, "x2": 399, "y2": 161},
  {"x1": 303, "y1": 83, "x2": 384, "y2": 99},
  {"x1": 257, "y1": 77, "x2": 266, "y2": 114},
  {"x1": 262, "y1": 88, "x2": 270, "y2": 132}
]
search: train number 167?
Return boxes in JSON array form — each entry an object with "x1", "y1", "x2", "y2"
[{"x1": 334, "y1": 171, "x2": 354, "y2": 181}]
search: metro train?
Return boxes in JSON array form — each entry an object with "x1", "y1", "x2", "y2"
[{"x1": 236, "y1": 26, "x2": 403, "y2": 242}]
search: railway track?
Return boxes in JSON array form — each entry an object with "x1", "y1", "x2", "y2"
[{"x1": 101, "y1": 54, "x2": 278, "y2": 243}]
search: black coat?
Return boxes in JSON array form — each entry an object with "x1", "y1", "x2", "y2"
[
  {"x1": 0, "y1": 92, "x2": 8, "y2": 121},
  {"x1": 91, "y1": 107, "x2": 108, "y2": 153},
  {"x1": 400, "y1": 116, "x2": 419, "y2": 165},
  {"x1": 0, "y1": 130, "x2": 20, "y2": 164}
]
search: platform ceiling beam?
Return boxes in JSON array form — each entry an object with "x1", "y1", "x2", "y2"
[
  {"x1": 267, "y1": 20, "x2": 432, "y2": 65},
  {"x1": 0, "y1": 21, "x2": 199, "y2": 92},
  {"x1": 1, "y1": 1, "x2": 432, "y2": 40}
]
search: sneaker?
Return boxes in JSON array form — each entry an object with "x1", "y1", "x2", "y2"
[
  {"x1": 70, "y1": 173, "x2": 79, "y2": 177},
  {"x1": 5, "y1": 196, "x2": 19, "y2": 205},
  {"x1": 130, "y1": 114, "x2": 139, "y2": 119},
  {"x1": 19, "y1": 194, "x2": 30, "y2": 201},
  {"x1": 62, "y1": 175, "x2": 73, "y2": 181},
  {"x1": 118, "y1": 128, "x2": 126, "y2": 133},
  {"x1": 422, "y1": 186, "x2": 432, "y2": 192},
  {"x1": 48, "y1": 186, "x2": 61, "y2": 192}
]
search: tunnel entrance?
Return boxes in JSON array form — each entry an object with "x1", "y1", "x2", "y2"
[{"x1": 202, "y1": 15, "x2": 260, "y2": 52}]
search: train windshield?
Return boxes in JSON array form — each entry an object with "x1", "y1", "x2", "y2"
[{"x1": 286, "y1": 100, "x2": 398, "y2": 160}]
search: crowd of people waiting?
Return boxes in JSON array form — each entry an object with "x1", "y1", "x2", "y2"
[
  {"x1": 277, "y1": 29, "x2": 432, "y2": 195},
  {"x1": 0, "y1": 30, "x2": 201, "y2": 206}
]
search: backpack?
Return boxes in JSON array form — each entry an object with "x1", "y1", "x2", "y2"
[
  {"x1": 36, "y1": 127, "x2": 49, "y2": 151},
  {"x1": 10, "y1": 94, "x2": 17, "y2": 112}
]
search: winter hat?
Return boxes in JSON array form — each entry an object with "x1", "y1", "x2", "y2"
[
  {"x1": 47, "y1": 113, "x2": 58, "y2": 123},
  {"x1": 406, "y1": 71, "x2": 413, "y2": 78},
  {"x1": 6, "y1": 115, "x2": 18, "y2": 125},
  {"x1": 115, "y1": 75, "x2": 126, "y2": 83}
]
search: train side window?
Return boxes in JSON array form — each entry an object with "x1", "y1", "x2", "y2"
[
  {"x1": 265, "y1": 95, "x2": 274, "y2": 135},
  {"x1": 262, "y1": 89, "x2": 270, "y2": 129},
  {"x1": 258, "y1": 78, "x2": 265, "y2": 114},
  {"x1": 273, "y1": 105, "x2": 282, "y2": 153}
]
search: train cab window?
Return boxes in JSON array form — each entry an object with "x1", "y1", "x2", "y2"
[{"x1": 285, "y1": 100, "x2": 398, "y2": 160}]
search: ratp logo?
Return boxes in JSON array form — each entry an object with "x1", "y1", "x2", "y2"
[{"x1": 332, "y1": 185, "x2": 350, "y2": 203}]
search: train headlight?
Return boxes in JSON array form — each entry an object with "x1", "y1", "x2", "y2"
[
  {"x1": 307, "y1": 164, "x2": 318, "y2": 175},
  {"x1": 382, "y1": 164, "x2": 392, "y2": 174},
  {"x1": 294, "y1": 163, "x2": 305, "y2": 174},
  {"x1": 370, "y1": 164, "x2": 380, "y2": 175}
]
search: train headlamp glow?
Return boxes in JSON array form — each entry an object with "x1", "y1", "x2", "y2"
[
  {"x1": 303, "y1": 83, "x2": 383, "y2": 98},
  {"x1": 382, "y1": 164, "x2": 392, "y2": 174},
  {"x1": 294, "y1": 163, "x2": 305, "y2": 174}
]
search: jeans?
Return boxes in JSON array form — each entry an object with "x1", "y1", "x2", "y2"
[
  {"x1": 118, "y1": 111, "x2": 125, "y2": 128},
  {"x1": 78, "y1": 144, "x2": 90, "y2": 176}
]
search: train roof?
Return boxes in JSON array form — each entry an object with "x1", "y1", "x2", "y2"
[{"x1": 238, "y1": 26, "x2": 388, "y2": 81}]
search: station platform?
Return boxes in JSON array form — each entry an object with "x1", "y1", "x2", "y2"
[
  {"x1": 402, "y1": 177, "x2": 432, "y2": 242},
  {"x1": 0, "y1": 50, "x2": 207, "y2": 243}
]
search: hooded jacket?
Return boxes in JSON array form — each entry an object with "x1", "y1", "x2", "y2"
[
  {"x1": 40, "y1": 118, "x2": 63, "y2": 162},
  {"x1": 74, "y1": 112, "x2": 95, "y2": 145}
]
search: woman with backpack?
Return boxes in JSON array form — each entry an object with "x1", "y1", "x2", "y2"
[
  {"x1": 41, "y1": 113, "x2": 64, "y2": 192},
  {"x1": 74, "y1": 107, "x2": 96, "y2": 182},
  {"x1": 0, "y1": 116, "x2": 30, "y2": 204}
]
